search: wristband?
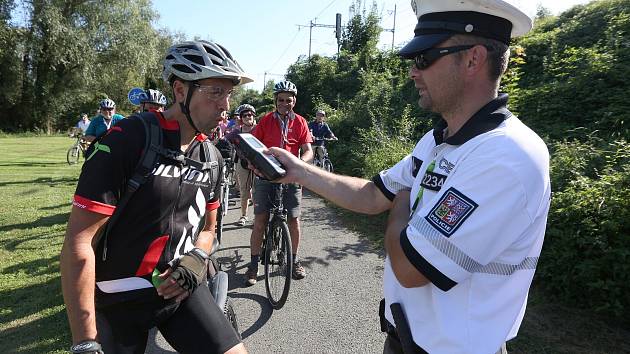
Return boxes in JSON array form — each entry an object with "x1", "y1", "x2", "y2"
[
  {"x1": 70, "y1": 340, "x2": 103, "y2": 354},
  {"x1": 190, "y1": 247, "x2": 209, "y2": 260}
]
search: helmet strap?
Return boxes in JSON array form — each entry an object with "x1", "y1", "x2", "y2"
[{"x1": 179, "y1": 81, "x2": 202, "y2": 134}]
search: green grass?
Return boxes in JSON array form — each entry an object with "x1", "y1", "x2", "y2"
[
  {"x1": 0, "y1": 136, "x2": 80, "y2": 353},
  {"x1": 333, "y1": 207, "x2": 630, "y2": 354},
  {"x1": 1, "y1": 136, "x2": 629, "y2": 353}
]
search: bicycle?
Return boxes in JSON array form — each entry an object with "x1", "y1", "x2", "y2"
[
  {"x1": 262, "y1": 182, "x2": 293, "y2": 309},
  {"x1": 67, "y1": 128, "x2": 89, "y2": 165},
  {"x1": 208, "y1": 214, "x2": 240, "y2": 339},
  {"x1": 312, "y1": 137, "x2": 337, "y2": 173},
  {"x1": 216, "y1": 156, "x2": 235, "y2": 242}
]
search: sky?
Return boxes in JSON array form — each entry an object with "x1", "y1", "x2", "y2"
[{"x1": 152, "y1": 0, "x2": 593, "y2": 92}]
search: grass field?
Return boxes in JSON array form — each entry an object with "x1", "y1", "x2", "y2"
[{"x1": 0, "y1": 136, "x2": 629, "y2": 353}]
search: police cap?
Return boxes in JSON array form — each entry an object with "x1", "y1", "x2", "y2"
[{"x1": 399, "y1": 0, "x2": 533, "y2": 58}]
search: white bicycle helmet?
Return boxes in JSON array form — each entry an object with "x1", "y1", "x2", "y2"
[
  {"x1": 273, "y1": 80, "x2": 298, "y2": 96},
  {"x1": 162, "y1": 40, "x2": 253, "y2": 85},
  {"x1": 236, "y1": 104, "x2": 256, "y2": 116},
  {"x1": 139, "y1": 89, "x2": 167, "y2": 106},
  {"x1": 99, "y1": 98, "x2": 116, "y2": 109}
]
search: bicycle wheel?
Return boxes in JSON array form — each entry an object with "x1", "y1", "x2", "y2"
[
  {"x1": 323, "y1": 159, "x2": 333, "y2": 173},
  {"x1": 216, "y1": 205, "x2": 225, "y2": 244},
  {"x1": 67, "y1": 145, "x2": 80, "y2": 165},
  {"x1": 223, "y1": 297, "x2": 241, "y2": 340},
  {"x1": 264, "y1": 218, "x2": 292, "y2": 309}
]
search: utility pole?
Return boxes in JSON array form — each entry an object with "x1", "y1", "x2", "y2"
[
  {"x1": 384, "y1": 5, "x2": 397, "y2": 50},
  {"x1": 299, "y1": 14, "x2": 344, "y2": 59},
  {"x1": 263, "y1": 71, "x2": 267, "y2": 91}
]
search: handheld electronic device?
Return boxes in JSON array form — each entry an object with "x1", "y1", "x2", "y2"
[{"x1": 233, "y1": 133, "x2": 286, "y2": 180}]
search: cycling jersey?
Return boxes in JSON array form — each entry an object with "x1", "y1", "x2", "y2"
[
  {"x1": 85, "y1": 114, "x2": 125, "y2": 138},
  {"x1": 308, "y1": 121, "x2": 333, "y2": 147},
  {"x1": 373, "y1": 95, "x2": 551, "y2": 354},
  {"x1": 73, "y1": 111, "x2": 223, "y2": 307},
  {"x1": 252, "y1": 111, "x2": 312, "y2": 156}
]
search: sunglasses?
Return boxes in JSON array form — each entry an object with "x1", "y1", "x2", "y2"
[
  {"x1": 241, "y1": 113, "x2": 254, "y2": 117},
  {"x1": 193, "y1": 84, "x2": 234, "y2": 101},
  {"x1": 101, "y1": 107, "x2": 114, "y2": 111},
  {"x1": 413, "y1": 45, "x2": 477, "y2": 70}
]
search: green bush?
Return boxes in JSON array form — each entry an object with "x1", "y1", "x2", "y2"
[{"x1": 538, "y1": 139, "x2": 630, "y2": 318}]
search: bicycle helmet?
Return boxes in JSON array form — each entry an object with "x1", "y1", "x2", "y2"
[
  {"x1": 273, "y1": 80, "x2": 298, "y2": 96},
  {"x1": 162, "y1": 40, "x2": 253, "y2": 85},
  {"x1": 236, "y1": 104, "x2": 256, "y2": 116},
  {"x1": 99, "y1": 98, "x2": 116, "y2": 109},
  {"x1": 139, "y1": 89, "x2": 167, "y2": 106}
]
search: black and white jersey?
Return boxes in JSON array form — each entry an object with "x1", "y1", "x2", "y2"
[
  {"x1": 73, "y1": 112, "x2": 222, "y2": 306},
  {"x1": 373, "y1": 95, "x2": 551, "y2": 354}
]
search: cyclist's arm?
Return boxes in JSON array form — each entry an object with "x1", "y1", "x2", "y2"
[
  {"x1": 60, "y1": 206, "x2": 109, "y2": 344},
  {"x1": 269, "y1": 147, "x2": 391, "y2": 214},
  {"x1": 300, "y1": 142, "x2": 313, "y2": 164},
  {"x1": 196, "y1": 208, "x2": 217, "y2": 254}
]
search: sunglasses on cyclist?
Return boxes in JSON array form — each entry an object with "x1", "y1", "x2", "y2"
[
  {"x1": 193, "y1": 84, "x2": 234, "y2": 101},
  {"x1": 101, "y1": 107, "x2": 114, "y2": 111},
  {"x1": 413, "y1": 45, "x2": 477, "y2": 70}
]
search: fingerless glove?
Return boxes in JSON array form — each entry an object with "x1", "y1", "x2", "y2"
[{"x1": 170, "y1": 248, "x2": 209, "y2": 292}]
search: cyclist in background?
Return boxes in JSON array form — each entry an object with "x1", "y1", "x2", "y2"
[
  {"x1": 76, "y1": 113, "x2": 91, "y2": 134},
  {"x1": 84, "y1": 98, "x2": 125, "y2": 143},
  {"x1": 308, "y1": 109, "x2": 337, "y2": 163},
  {"x1": 226, "y1": 103, "x2": 257, "y2": 226},
  {"x1": 244, "y1": 80, "x2": 313, "y2": 285},
  {"x1": 139, "y1": 89, "x2": 168, "y2": 112}
]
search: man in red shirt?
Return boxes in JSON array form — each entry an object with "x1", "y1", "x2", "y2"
[{"x1": 245, "y1": 80, "x2": 313, "y2": 285}]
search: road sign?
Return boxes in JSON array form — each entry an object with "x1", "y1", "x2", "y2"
[{"x1": 128, "y1": 87, "x2": 144, "y2": 106}]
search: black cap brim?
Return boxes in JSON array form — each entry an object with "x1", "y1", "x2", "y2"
[{"x1": 398, "y1": 33, "x2": 452, "y2": 58}]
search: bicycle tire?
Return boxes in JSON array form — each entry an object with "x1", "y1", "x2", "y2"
[
  {"x1": 67, "y1": 145, "x2": 80, "y2": 165},
  {"x1": 216, "y1": 203, "x2": 225, "y2": 244},
  {"x1": 323, "y1": 159, "x2": 333, "y2": 173},
  {"x1": 264, "y1": 218, "x2": 292, "y2": 309},
  {"x1": 223, "y1": 297, "x2": 241, "y2": 340}
]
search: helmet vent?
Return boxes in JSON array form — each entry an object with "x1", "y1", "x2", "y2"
[
  {"x1": 183, "y1": 54, "x2": 205, "y2": 66},
  {"x1": 172, "y1": 64, "x2": 196, "y2": 74},
  {"x1": 190, "y1": 63, "x2": 202, "y2": 72}
]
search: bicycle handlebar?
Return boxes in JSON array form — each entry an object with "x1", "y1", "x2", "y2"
[{"x1": 312, "y1": 137, "x2": 338, "y2": 141}]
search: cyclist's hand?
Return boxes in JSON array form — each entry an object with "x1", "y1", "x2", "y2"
[
  {"x1": 157, "y1": 248, "x2": 208, "y2": 302},
  {"x1": 156, "y1": 268, "x2": 189, "y2": 302}
]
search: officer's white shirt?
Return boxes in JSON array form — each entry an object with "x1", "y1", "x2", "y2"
[{"x1": 375, "y1": 96, "x2": 551, "y2": 354}]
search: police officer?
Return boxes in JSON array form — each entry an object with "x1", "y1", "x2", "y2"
[{"x1": 260, "y1": 0, "x2": 551, "y2": 353}]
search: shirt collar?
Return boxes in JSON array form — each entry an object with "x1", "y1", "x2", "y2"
[
  {"x1": 433, "y1": 94, "x2": 511, "y2": 145},
  {"x1": 274, "y1": 111, "x2": 296, "y2": 120}
]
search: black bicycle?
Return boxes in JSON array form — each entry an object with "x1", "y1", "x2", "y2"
[
  {"x1": 312, "y1": 137, "x2": 337, "y2": 172},
  {"x1": 262, "y1": 183, "x2": 293, "y2": 309}
]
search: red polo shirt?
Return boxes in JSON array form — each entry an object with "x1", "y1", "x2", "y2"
[{"x1": 252, "y1": 111, "x2": 312, "y2": 157}]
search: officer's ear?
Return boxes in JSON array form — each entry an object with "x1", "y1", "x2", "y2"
[{"x1": 464, "y1": 45, "x2": 489, "y2": 77}]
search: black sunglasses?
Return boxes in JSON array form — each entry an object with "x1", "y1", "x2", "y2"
[{"x1": 413, "y1": 45, "x2": 477, "y2": 70}]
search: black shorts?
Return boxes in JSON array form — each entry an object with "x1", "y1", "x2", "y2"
[{"x1": 96, "y1": 283, "x2": 240, "y2": 354}]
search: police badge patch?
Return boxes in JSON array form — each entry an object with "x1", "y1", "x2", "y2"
[{"x1": 425, "y1": 187, "x2": 477, "y2": 237}]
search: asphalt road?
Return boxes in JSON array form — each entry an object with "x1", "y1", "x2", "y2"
[{"x1": 145, "y1": 188, "x2": 386, "y2": 354}]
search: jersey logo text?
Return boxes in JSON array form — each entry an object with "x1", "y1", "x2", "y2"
[{"x1": 425, "y1": 187, "x2": 477, "y2": 237}]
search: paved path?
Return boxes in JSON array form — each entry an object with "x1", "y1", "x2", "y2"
[{"x1": 146, "y1": 189, "x2": 386, "y2": 354}]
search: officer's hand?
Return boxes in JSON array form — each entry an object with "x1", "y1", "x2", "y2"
[{"x1": 264, "y1": 147, "x2": 309, "y2": 184}]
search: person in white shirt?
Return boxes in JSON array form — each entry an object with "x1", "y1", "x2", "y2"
[
  {"x1": 76, "y1": 113, "x2": 91, "y2": 134},
  {"x1": 257, "y1": 1, "x2": 550, "y2": 353}
]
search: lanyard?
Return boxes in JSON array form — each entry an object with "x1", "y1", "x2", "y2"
[
  {"x1": 103, "y1": 117, "x2": 112, "y2": 130},
  {"x1": 274, "y1": 111, "x2": 290, "y2": 148},
  {"x1": 410, "y1": 160, "x2": 435, "y2": 214}
]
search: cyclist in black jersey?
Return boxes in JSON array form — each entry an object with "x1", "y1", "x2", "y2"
[{"x1": 60, "y1": 40, "x2": 253, "y2": 354}]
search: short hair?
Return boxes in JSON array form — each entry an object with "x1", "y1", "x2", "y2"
[{"x1": 449, "y1": 34, "x2": 510, "y2": 83}]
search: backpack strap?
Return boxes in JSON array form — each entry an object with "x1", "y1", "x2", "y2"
[{"x1": 99, "y1": 112, "x2": 164, "y2": 261}]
